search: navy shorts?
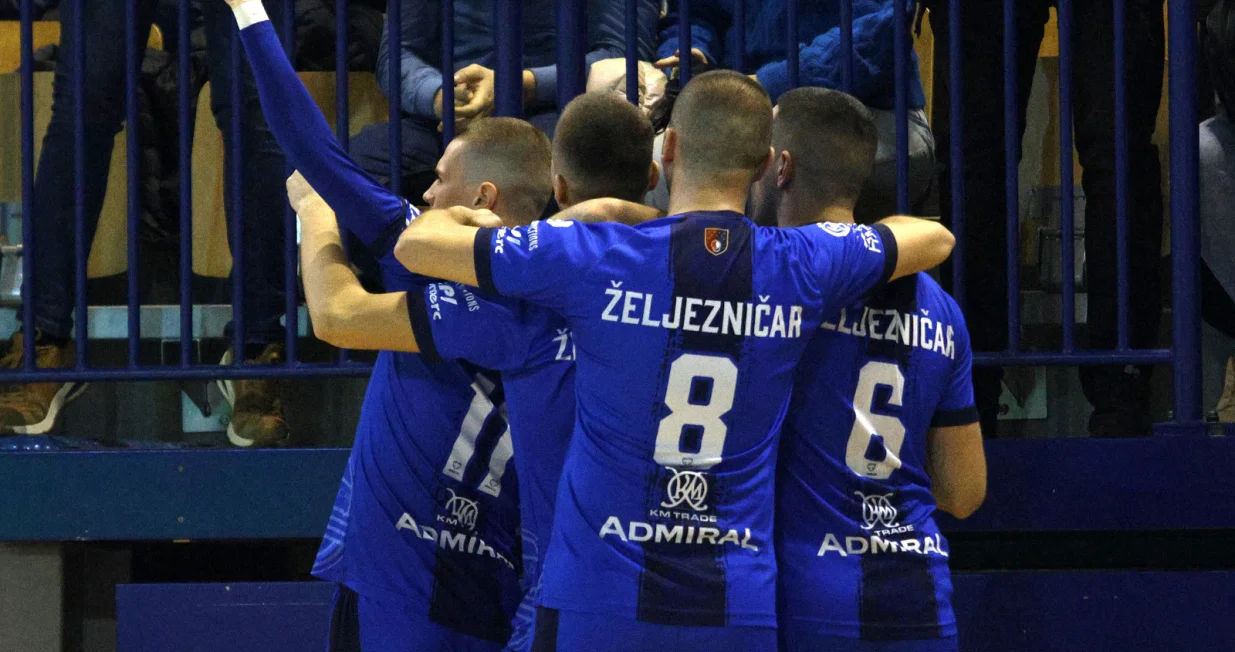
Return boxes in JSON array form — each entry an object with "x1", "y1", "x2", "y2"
[
  {"x1": 327, "y1": 584, "x2": 506, "y2": 652},
  {"x1": 531, "y1": 608, "x2": 777, "y2": 652}
]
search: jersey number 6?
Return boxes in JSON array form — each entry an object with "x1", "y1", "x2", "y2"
[
  {"x1": 845, "y1": 361, "x2": 906, "y2": 480},
  {"x1": 654, "y1": 353, "x2": 738, "y2": 470}
]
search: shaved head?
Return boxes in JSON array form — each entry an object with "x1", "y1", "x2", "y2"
[
  {"x1": 455, "y1": 118, "x2": 553, "y2": 224},
  {"x1": 774, "y1": 87, "x2": 877, "y2": 209},
  {"x1": 553, "y1": 92, "x2": 655, "y2": 203},
  {"x1": 668, "y1": 70, "x2": 773, "y2": 180}
]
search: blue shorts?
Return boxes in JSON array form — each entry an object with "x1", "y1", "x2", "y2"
[
  {"x1": 327, "y1": 584, "x2": 506, "y2": 652},
  {"x1": 778, "y1": 629, "x2": 958, "y2": 652},
  {"x1": 531, "y1": 608, "x2": 777, "y2": 652}
]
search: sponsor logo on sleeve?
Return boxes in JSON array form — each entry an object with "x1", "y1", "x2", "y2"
[{"x1": 819, "y1": 222, "x2": 852, "y2": 237}]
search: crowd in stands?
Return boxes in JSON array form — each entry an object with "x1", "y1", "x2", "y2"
[{"x1": 3, "y1": 0, "x2": 1222, "y2": 441}]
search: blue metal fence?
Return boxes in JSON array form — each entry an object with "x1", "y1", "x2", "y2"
[{"x1": 7, "y1": 0, "x2": 1204, "y2": 427}]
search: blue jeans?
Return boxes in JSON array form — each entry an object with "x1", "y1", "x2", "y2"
[{"x1": 31, "y1": 0, "x2": 289, "y2": 344}]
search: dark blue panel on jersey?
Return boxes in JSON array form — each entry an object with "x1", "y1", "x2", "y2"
[
  {"x1": 952, "y1": 571, "x2": 1235, "y2": 651},
  {"x1": 938, "y1": 436, "x2": 1235, "y2": 532},
  {"x1": 636, "y1": 216, "x2": 754, "y2": 627},
  {"x1": 116, "y1": 582, "x2": 333, "y2": 652},
  {"x1": 858, "y1": 549, "x2": 942, "y2": 640}
]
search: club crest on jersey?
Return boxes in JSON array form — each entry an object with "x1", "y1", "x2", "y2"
[
  {"x1": 662, "y1": 468, "x2": 709, "y2": 512},
  {"x1": 443, "y1": 489, "x2": 479, "y2": 531},
  {"x1": 703, "y1": 228, "x2": 729, "y2": 255},
  {"x1": 856, "y1": 491, "x2": 899, "y2": 530}
]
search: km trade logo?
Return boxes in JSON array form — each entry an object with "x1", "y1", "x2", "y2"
[
  {"x1": 662, "y1": 468, "x2": 709, "y2": 512},
  {"x1": 441, "y1": 489, "x2": 480, "y2": 531},
  {"x1": 856, "y1": 491, "x2": 899, "y2": 531}
]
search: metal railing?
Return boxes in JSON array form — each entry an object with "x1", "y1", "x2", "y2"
[{"x1": 8, "y1": 0, "x2": 1203, "y2": 426}]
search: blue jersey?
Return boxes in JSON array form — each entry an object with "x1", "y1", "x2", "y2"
[
  {"x1": 407, "y1": 281, "x2": 577, "y2": 602},
  {"x1": 776, "y1": 273, "x2": 977, "y2": 642},
  {"x1": 473, "y1": 213, "x2": 897, "y2": 628}
]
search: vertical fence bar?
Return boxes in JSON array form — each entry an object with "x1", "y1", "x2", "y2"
[
  {"x1": 283, "y1": 0, "x2": 301, "y2": 364},
  {"x1": 678, "y1": 0, "x2": 691, "y2": 85},
  {"x1": 893, "y1": 0, "x2": 909, "y2": 213},
  {"x1": 1169, "y1": 0, "x2": 1201, "y2": 424},
  {"x1": 387, "y1": 0, "x2": 403, "y2": 197},
  {"x1": 20, "y1": 0, "x2": 34, "y2": 368},
  {"x1": 557, "y1": 0, "x2": 587, "y2": 109},
  {"x1": 787, "y1": 0, "x2": 799, "y2": 88},
  {"x1": 1058, "y1": 0, "x2": 1075, "y2": 351},
  {"x1": 839, "y1": 0, "x2": 852, "y2": 93},
  {"x1": 73, "y1": 0, "x2": 88, "y2": 367},
  {"x1": 334, "y1": 0, "x2": 350, "y2": 363},
  {"x1": 947, "y1": 0, "x2": 964, "y2": 308},
  {"x1": 179, "y1": 0, "x2": 193, "y2": 367},
  {"x1": 1113, "y1": 0, "x2": 1130, "y2": 351},
  {"x1": 494, "y1": 0, "x2": 524, "y2": 117},
  {"x1": 125, "y1": 0, "x2": 141, "y2": 367},
  {"x1": 441, "y1": 0, "x2": 455, "y2": 144},
  {"x1": 733, "y1": 0, "x2": 745, "y2": 74},
  {"x1": 230, "y1": 27, "x2": 246, "y2": 363},
  {"x1": 626, "y1": 0, "x2": 639, "y2": 104},
  {"x1": 1002, "y1": 0, "x2": 1020, "y2": 352}
]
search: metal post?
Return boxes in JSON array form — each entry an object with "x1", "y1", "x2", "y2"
[
  {"x1": 19, "y1": 0, "x2": 34, "y2": 368},
  {"x1": 626, "y1": 0, "x2": 639, "y2": 105},
  {"x1": 388, "y1": 0, "x2": 403, "y2": 197},
  {"x1": 125, "y1": 0, "x2": 140, "y2": 367},
  {"x1": 839, "y1": 0, "x2": 852, "y2": 93},
  {"x1": 733, "y1": 0, "x2": 746, "y2": 74},
  {"x1": 1059, "y1": 0, "x2": 1075, "y2": 351},
  {"x1": 787, "y1": 0, "x2": 799, "y2": 88},
  {"x1": 494, "y1": 0, "x2": 524, "y2": 117},
  {"x1": 74, "y1": 0, "x2": 88, "y2": 367},
  {"x1": 947, "y1": 0, "x2": 964, "y2": 308},
  {"x1": 1169, "y1": 0, "x2": 1201, "y2": 425},
  {"x1": 893, "y1": 0, "x2": 909, "y2": 213},
  {"x1": 557, "y1": 0, "x2": 587, "y2": 109},
  {"x1": 1003, "y1": 0, "x2": 1020, "y2": 352},
  {"x1": 441, "y1": 0, "x2": 455, "y2": 143},
  {"x1": 179, "y1": 0, "x2": 193, "y2": 367},
  {"x1": 283, "y1": 0, "x2": 300, "y2": 364},
  {"x1": 230, "y1": 27, "x2": 245, "y2": 363},
  {"x1": 1113, "y1": 0, "x2": 1130, "y2": 351},
  {"x1": 678, "y1": 0, "x2": 692, "y2": 85}
]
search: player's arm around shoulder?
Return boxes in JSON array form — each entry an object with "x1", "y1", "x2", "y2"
[
  {"x1": 927, "y1": 422, "x2": 986, "y2": 519},
  {"x1": 293, "y1": 174, "x2": 419, "y2": 353},
  {"x1": 554, "y1": 198, "x2": 664, "y2": 226},
  {"x1": 876, "y1": 215, "x2": 956, "y2": 281},
  {"x1": 395, "y1": 207, "x2": 500, "y2": 287}
]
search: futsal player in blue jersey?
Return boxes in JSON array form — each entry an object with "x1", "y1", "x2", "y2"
[
  {"x1": 394, "y1": 70, "x2": 956, "y2": 651},
  {"x1": 749, "y1": 87, "x2": 987, "y2": 652},
  {"x1": 228, "y1": 2, "x2": 549, "y2": 649}
]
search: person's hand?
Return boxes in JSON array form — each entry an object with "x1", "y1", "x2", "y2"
[
  {"x1": 445, "y1": 206, "x2": 502, "y2": 228},
  {"x1": 224, "y1": 0, "x2": 259, "y2": 8},
  {"x1": 286, "y1": 171, "x2": 325, "y2": 216},
  {"x1": 653, "y1": 48, "x2": 708, "y2": 72},
  {"x1": 451, "y1": 64, "x2": 496, "y2": 132},
  {"x1": 433, "y1": 82, "x2": 475, "y2": 120}
]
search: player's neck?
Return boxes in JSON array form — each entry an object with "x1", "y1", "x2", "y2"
[
  {"x1": 667, "y1": 173, "x2": 751, "y2": 217},
  {"x1": 780, "y1": 203, "x2": 855, "y2": 229}
]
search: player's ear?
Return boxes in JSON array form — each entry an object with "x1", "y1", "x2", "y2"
[
  {"x1": 475, "y1": 182, "x2": 499, "y2": 211},
  {"x1": 553, "y1": 174, "x2": 570, "y2": 207},
  {"x1": 661, "y1": 129, "x2": 678, "y2": 168},
  {"x1": 750, "y1": 146, "x2": 775, "y2": 184},
  {"x1": 777, "y1": 150, "x2": 794, "y2": 190},
  {"x1": 646, "y1": 160, "x2": 661, "y2": 192}
]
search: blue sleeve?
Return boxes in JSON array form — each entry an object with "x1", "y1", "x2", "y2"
[
  {"x1": 798, "y1": 222, "x2": 898, "y2": 316},
  {"x1": 931, "y1": 306, "x2": 979, "y2": 427},
  {"x1": 656, "y1": 0, "x2": 729, "y2": 65},
  {"x1": 237, "y1": 18, "x2": 410, "y2": 257},
  {"x1": 753, "y1": 0, "x2": 921, "y2": 108},
  {"x1": 526, "y1": 0, "x2": 659, "y2": 109},
  {"x1": 405, "y1": 282, "x2": 541, "y2": 369},
  {"x1": 376, "y1": 0, "x2": 443, "y2": 119},
  {"x1": 473, "y1": 220, "x2": 611, "y2": 314}
]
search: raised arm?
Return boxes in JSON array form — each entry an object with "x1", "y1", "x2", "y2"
[
  {"x1": 291, "y1": 173, "x2": 420, "y2": 353},
  {"x1": 876, "y1": 215, "x2": 955, "y2": 281},
  {"x1": 228, "y1": 0, "x2": 409, "y2": 255}
]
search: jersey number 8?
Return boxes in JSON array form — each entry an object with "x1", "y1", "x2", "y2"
[
  {"x1": 654, "y1": 353, "x2": 737, "y2": 470},
  {"x1": 845, "y1": 361, "x2": 906, "y2": 480}
]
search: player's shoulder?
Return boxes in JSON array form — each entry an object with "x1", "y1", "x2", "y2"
[{"x1": 913, "y1": 273, "x2": 965, "y2": 321}]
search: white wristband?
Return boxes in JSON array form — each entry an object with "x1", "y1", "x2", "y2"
[{"x1": 232, "y1": 1, "x2": 269, "y2": 29}]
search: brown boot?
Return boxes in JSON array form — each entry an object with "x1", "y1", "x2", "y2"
[
  {"x1": 218, "y1": 343, "x2": 290, "y2": 447},
  {"x1": 0, "y1": 332, "x2": 85, "y2": 434}
]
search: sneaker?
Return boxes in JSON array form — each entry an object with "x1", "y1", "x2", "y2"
[
  {"x1": 217, "y1": 343, "x2": 290, "y2": 448},
  {"x1": 0, "y1": 332, "x2": 87, "y2": 434},
  {"x1": 1215, "y1": 357, "x2": 1235, "y2": 423}
]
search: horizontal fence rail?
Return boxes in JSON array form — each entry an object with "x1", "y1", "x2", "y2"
[{"x1": 4, "y1": 0, "x2": 1203, "y2": 426}]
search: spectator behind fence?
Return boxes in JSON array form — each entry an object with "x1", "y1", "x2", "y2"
[
  {"x1": 656, "y1": 0, "x2": 936, "y2": 223},
  {"x1": 1201, "y1": 0, "x2": 1235, "y2": 422},
  {"x1": 348, "y1": 0, "x2": 660, "y2": 201},
  {"x1": 928, "y1": 0, "x2": 1166, "y2": 438},
  {"x1": 1, "y1": 0, "x2": 297, "y2": 445}
]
